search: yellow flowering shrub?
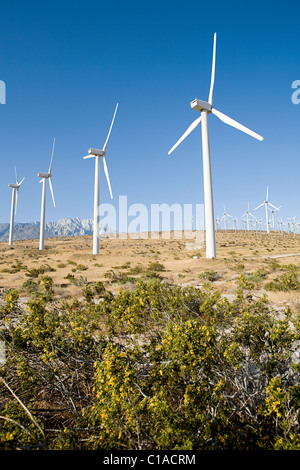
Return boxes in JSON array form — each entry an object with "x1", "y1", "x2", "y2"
[{"x1": 0, "y1": 275, "x2": 299, "y2": 450}]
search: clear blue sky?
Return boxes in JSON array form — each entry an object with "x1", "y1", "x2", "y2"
[{"x1": 0, "y1": 0, "x2": 299, "y2": 229}]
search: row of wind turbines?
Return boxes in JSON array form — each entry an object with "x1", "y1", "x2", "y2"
[
  {"x1": 7, "y1": 100, "x2": 117, "y2": 254},
  {"x1": 216, "y1": 187, "x2": 299, "y2": 237},
  {"x1": 6, "y1": 33, "x2": 297, "y2": 258}
]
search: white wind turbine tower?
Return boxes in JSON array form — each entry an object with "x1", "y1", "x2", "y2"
[
  {"x1": 8, "y1": 166, "x2": 25, "y2": 246},
  {"x1": 242, "y1": 202, "x2": 255, "y2": 231},
  {"x1": 168, "y1": 33, "x2": 263, "y2": 258},
  {"x1": 254, "y1": 186, "x2": 279, "y2": 235},
  {"x1": 38, "y1": 138, "x2": 56, "y2": 250},
  {"x1": 84, "y1": 103, "x2": 118, "y2": 255}
]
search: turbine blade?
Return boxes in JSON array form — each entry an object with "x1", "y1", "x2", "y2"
[
  {"x1": 14, "y1": 165, "x2": 18, "y2": 185},
  {"x1": 254, "y1": 203, "x2": 264, "y2": 211},
  {"x1": 266, "y1": 186, "x2": 269, "y2": 201},
  {"x1": 103, "y1": 103, "x2": 119, "y2": 153},
  {"x1": 18, "y1": 177, "x2": 25, "y2": 186},
  {"x1": 269, "y1": 203, "x2": 280, "y2": 211},
  {"x1": 48, "y1": 137, "x2": 56, "y2": 174},
  {"x1": 83, "y1": 155, "x2": 95, "y2": 159},
  {"x1": 48, "y1": 177, "x2": 56, "y2": 208},
  {"x1": 208, "y1": 32, "x2": 217, "y2": 105},
  {"x1": 211, "y1": 108, "x2": 264, "y2": 141},
  {"x1": 168, "y1": 116, "x2": 202, "y2": 155},
  {"x1": 103, "y1": 156, "x2": 113, "y2": 199},
  {"x1": 39, "y1": 179, "x2": 44, "y2": 183}
]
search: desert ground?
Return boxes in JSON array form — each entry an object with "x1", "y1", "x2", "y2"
[{"x1": 0, "y1": 230, "x2": 299, "y2": 313}]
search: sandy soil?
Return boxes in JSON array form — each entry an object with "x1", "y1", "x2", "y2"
[{"x1": 0, "y1": 230, "x2": 299, "y2": 312}]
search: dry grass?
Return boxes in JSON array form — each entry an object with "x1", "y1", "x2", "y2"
[{"x1": 0, "y1": 230, "x2": 299, "y2": 311}]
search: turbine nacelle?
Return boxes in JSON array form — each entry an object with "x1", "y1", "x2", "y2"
[
  {"x1": 88, "y1": 148, "x2": 105, "y2": 157},
  {"x1": 38, "y1": 172, "x2": 51, "y2": 179},
  {"x1": 190, "y1": 99, "x2": 212, "y2": 113},
  {"x1": 8, "y1": 183, "x2": 19, "y2": 189}
]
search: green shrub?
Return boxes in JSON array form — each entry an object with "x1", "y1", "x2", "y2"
[
  {"x1": 147, "y1": 262, "x2": 166, "y2": 272},
  {"x1": 0, "y1": 277, "x2": 299, "y2": 450},
  {"x1": 265, "y1": 271, "x2": 300, "y2": 292},
  {"x1": 25, "y1": 264, "x2": 56, "y2": 278},
  {"x1": 198, "y1": 270, "x2": 222, "y2": 282}
]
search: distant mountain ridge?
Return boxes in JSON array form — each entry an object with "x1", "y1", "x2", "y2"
[{"x1": 0, "y1": 218, "x2": 98, "y2": 242}]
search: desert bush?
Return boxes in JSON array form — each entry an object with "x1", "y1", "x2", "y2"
[
  {"x1": 147, "y1": 262, "x2": 166, "y2": 272},
  {"x1": 0, "y1": 276, "x2": 299, "y2": 450},
  {"x1": 264, "y1": 270, "x2": 300, "y2": 292},
  {"x1": 25, "y1": 264, "x2": 56, "y2": 278},
  {"x1": 247, "y1": 268, "x2": 268, "y2": 283},
  {"x1": 198, "y1": 270, "x2": 222, "y2": 282},
  {"x1": 76, "y1": 264, "x2": 88, "y2": 271}
]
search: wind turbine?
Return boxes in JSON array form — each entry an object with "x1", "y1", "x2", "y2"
[
  {"x1": 241, "y1": 218, "x2": 247, "y2": 233},
  {"x1": 38, "y1": 138, "x2": 56, "y2": 250},
  {"x1": 168, "y1": 33, "x2": 263, "y2": 258},
  {"x1": 8, "y1": 166, "x2": 25, "y2": 246},
  {"x1": 287, "y1": 216, "x2": 296, "y2": 238},
  {"x1": 215, "y1": 216, "x2": 221, "y2": 231},
  {"x1": 269, "y1": 205, "x2": 281, "y2": 231},
  {"x1": 254, "y1": 186, "x2": 279, "y2": 234},
  {"x1": 221, "y1": 206, "x2": 233, "y2": 232},
  {"x1": 242, "y1": 202, "x2": 255, "y2": 231},
  {"x1": 84, "y1": 103, "x2": 118, "y2": 255},
  {"x1": 253, "y1": 218, "x2": 259, "y2": 235},
  {"x1": 278, "y1": 218, "x2": 284, "y2": 236}
]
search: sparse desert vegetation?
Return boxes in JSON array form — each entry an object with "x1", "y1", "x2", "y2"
[{"x1": 0, "y1": 231, "x2": 299, "y2": 450}]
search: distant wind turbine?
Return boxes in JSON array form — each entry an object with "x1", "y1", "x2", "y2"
[
  {"x1": 84, "y1": 103, "x2": 118, "y2": 255},
  {"x1": 215, "y1": 216, "x2": 221, "y2": 231},
  {"x1": 287, "y1": 216, "x2": 297, "y2": 238},
  {"x1": 269, "y1": 205, "x2": 281, "y2": 231},
  {"x1": 168, "y1": 33, "x2": 263, "y2": 258},
  {"x1": 242, "y1": 202, "x2": 255, "y2": 231},
  {"x1": 38, "y1": 138, "x2": 56, "y2": 250},
  {"x1": 8, "y1": 166, "x2": 25, "y2": 246},
  {"x1": 254, "y1": 186, "x2": 280, "y2": 234},
  {"x1": 221, "y1": 206, "x2": 233, "y2": 232},
  {"x1": 278, "y1": 218, "x2": 284, "y2": 236}
]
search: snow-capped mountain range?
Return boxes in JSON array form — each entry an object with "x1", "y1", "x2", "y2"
[{"x1": 0, "y1": 218, "x2": 104, "y2": 241}]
